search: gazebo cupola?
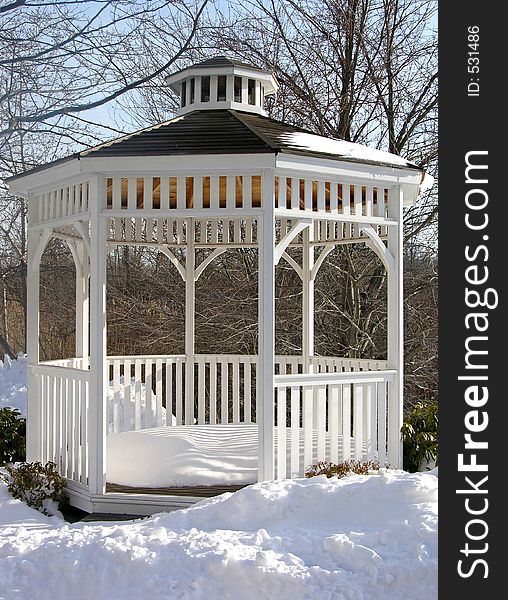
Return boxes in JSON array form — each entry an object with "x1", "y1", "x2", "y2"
[{"x1": 165, "y1": 56, "x2": 278, "y2": 116}]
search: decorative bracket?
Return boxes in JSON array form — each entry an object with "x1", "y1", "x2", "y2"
[
  {"x1": 274, "y1": 218, "x2": 312, "y2": 265},
  {"x1": 361, "y1": 225, "x2": 395, "y2": 272},
  {"x1": 195, "y1": 248, "x2": 227, "y2": 282},
  {"x1": 281, "y1": 252, "x2": 303, "y2": 280},
  {"x1": 31, "y1": 228, "x2": 53, "y2": 271},
  {"x1": 159, "y1": 246, "x2": 186, "y2": 281},
  {"x1": 65, "y1": 239, "x2": 88, "y2": 279},
  {"x1": 310, "y1": 245, "x2": 335, "y2": 281},
  {"x1": 74, "y1": 220, "x2": 91, "y2": 257}
]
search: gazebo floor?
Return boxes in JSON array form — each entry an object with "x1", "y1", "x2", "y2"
[{"x1": 105, "y1": 482, "x2": 248, "y2": 497}]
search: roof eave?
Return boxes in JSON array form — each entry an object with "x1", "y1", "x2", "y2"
[
  {"x1": 165, "y1": 67, "x2": 278, "y2": 95},
  {"x1": 7, "y1": 155, "x2": 82, "y2": 197},
  {"x1": 276, "y1": 150, "x2": 425, "y2": 206}
]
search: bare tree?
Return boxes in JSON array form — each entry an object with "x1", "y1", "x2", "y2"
[
  {"x1": 0, "y1": 0, "x2": 208, "y2": 354},
  {"x1": 191, "y1": 0, "x2": 438, "y2": 407},
  {"x1": 0, "y1": 0, "x2": 208, "y2": 140}
]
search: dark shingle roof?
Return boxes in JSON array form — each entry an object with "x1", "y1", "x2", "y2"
[
  {"x1": 82, "y1": 110, "x2": 277, "y2": 157},
  {"x1": 170, "y1": 56, "x2": 267, "y2": 77},
  {"x1": 8, "y1": 109, "x2": 421, "y2": 181},
  {"x1": 83, "y1": 110, "x2": 419, "y2": 170}
]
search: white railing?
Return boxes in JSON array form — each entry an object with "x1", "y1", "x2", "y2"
[
  {"x1": 105, "y1": 354, "x2": 387, "y2": 438},
  {"x1": 273, "y1": 369, "x2": 395, "y2": 478},
  {"x1": 107, "y1": 354, "x2": 262, "y2": 432},
  {"x1": 32, "y1": 354, "x2": 394, "y2": 485},
  {"x1": 310, "y1": 356, "x2": 388, "y2": 372},
  {"x1": 31, "y1": 364, "x2": 90, "y2": 486},
  {"x1": 106, "y1": 354, "x2": 185, "y2": 433},
  {"x1": 42, "y1": 357, "x2": 89, "y2": 369}
]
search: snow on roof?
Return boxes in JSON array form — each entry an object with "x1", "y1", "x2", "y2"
[
  {"x1": 419, "y1": 171, "x2": 435, "y2": 193},
  {"x1": 278, "y1": 131, "x2": 417, "y2": 169}
]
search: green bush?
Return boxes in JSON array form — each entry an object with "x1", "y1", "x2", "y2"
[
  {"x1": 401, "y1": 402, "x2": 438, "y2": 472},
  {"x1": 0, "y1": 408, "x2": 26, "y2": 465},
  {"x1": 305, "y1": 460, "x2": 380, "y2": 478},
  {"x1": 2, "y1": 461, "x2": 67, "y2": 514}
]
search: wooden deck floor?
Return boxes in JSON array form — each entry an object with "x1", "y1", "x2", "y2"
[{"x1": 106, "y1": 482, "x2": 247, "y2": 498}]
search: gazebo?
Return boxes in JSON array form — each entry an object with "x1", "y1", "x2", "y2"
[{"x1": 8, "y1": 57, "x2": 430, "y2": 515}]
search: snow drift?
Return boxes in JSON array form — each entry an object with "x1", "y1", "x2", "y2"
[{"x1": 0, "y1": 470, "x2": 437, "y2": 600}]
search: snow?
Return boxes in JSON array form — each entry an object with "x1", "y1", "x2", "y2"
[
  {"x1": 0, "y1": 470, "x2": 437, "y2": 600},
  {"x1": 107, "y1": 424, "x2": 258, "y2": 487},
  {"x1": 419, "y1": 171, "x2": 435, "y2": 193},
  {"x1": 279, "y1": 131, "x2": 417, "y2": 168},
  {"x1": 107, "y1": 376, "x2": 176, "y2": 434},
  {"x1": 106, "y1": 425, "x2": 356, "y2": 487},
  {"x1": 0, "y1": 355, "x2": 27, "y2": 416},
  {"x1": 0, "y1": 357, "x2": 438, "y2": 599}
]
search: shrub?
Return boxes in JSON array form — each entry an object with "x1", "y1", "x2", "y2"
[
  {"x1": 401, "y1": 402, "x2": 438, "y2": 472},
  {"x1": 0, "y1": 408, "x2": 26, "y2": 466},
  {"x1": 305, "y1": 460, "x2": 380, "y2": 479},
  {"x1": 2, "y1": 461, "x2": 67, "y2": 514}
]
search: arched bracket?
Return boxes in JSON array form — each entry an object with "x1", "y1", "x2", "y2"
[
  {"x1": 159, "y1": 246, "x2": 186, "y2": 281},
  {"x1": 195, "y1": 248, "x2": 227, "y2": 282},
  {"x1": 74, "y1": 220, "x2": 91, "y2": 258},
  {"x1": 65, "y1": 239, "x2": 88, "y2": 279},
  {"x1": 275, "y1": 218, "x2": 312, "y2": 265},
  {"x1": 281, "y1": 251, "x2": 303, "y2": 280},
  {"x1": 361, "y1": 225, "x2": 395, "y2": 272},
  {"x1": 310, "y1": 245, "x2": 335, "y2": 281},
  {"x1": 31, "y1": 228, "x2": 53, "y2": 271}
]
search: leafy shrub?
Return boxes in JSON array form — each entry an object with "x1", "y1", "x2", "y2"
[
  {"x1": 401, "y1": 402, "x2": 438, "y2": 472},
  {"x1": 2, "y1": 461, "x2": 67, "y2": 514},
  {"x1": 305, "y1": 460, "x2": 380, "y2": 478},
  {"x1": 0, "y1": 408, "x2": 26, "y2": 465}
]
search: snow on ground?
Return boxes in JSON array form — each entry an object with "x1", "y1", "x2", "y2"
[
  {"x1": 0, "y1": 355, "x2": 27, "y2": 416},
  {"x1": 0, "y1": 357, "x2": 438, "y2": 599},
  {"x1": 0, "y1": 470, "x2": 437, "y2": 600}
]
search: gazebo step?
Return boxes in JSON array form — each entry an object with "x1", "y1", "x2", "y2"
[
  {"x1": 105, "y1": 482, "x2": 247, "y2": 497},
  {"x1": 80, "y1": 512, "x2": 146, "y2": 522}
]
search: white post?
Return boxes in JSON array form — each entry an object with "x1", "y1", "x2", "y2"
[
  {"x1": 302, "y1": 225, "x2": 314, "y2": 373},
  {"x1": 88, "y1": 177, "x2": 107, "y2": 495},
  {"x1": 258, "y1": 169, "x2": 275, "y2": 481},
  {"x1": 75, "y1": 240, "x2": 89, "y2": 363},
  {"x1": 26, "y1": 197, "x2": 41, "y2": 462},
  {"x1": 185, "y1": 217, "x2": 195, "y2": 425},
  {"x1": 387, "y1": 185, "x2": 404, "y2": 468}
]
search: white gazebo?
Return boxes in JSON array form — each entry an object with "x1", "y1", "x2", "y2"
[{"x1": 8, "y1": 57, "x2": 430, "y2": 515}]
